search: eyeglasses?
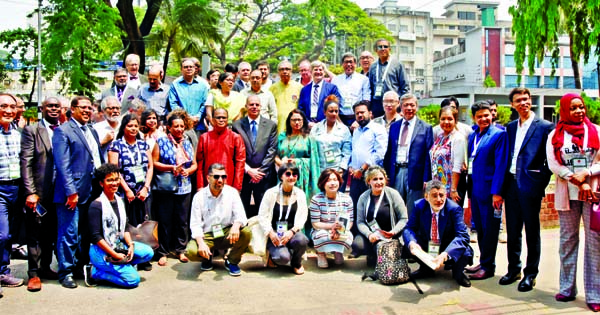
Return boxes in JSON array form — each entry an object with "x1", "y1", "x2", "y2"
[
  {"x1": 74, "y1": 106, "x2": 93, "y2": 111},
  {"x1": 0, "y1": 104, "x2": 17, "y2": 110},
  {"x1": 45, "y1": 103, "x2": 61, "y2": 108},
  {"x1": 359, "y1": 56, "x2": 372, "y2": 60},
  {"x1": 284, "y1": 171, "x2": 298, "y2": 178},
  {"x1": 377, "y1": 45, "x2": 389, "y2": 50},
  {"x1": 182, "y1": 65, "x2": 195, "y2": 69},
  {"x1": 212, "y1": 174, "x2": 227, "y2": 180},
  {"x1": 105, "y1": 106, "x2": 121, "y2": 111},
  {"x1": 278, "y1": 68, "x2": 292, "y2": 71}
]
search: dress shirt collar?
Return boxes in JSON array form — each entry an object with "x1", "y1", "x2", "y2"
[
  {"x1": 148, "y1": 84, "x2": 164, "y2": 92},
  {"x1": 312, "y1": 80, "x2": 323, "y2": 87},
  {"x1": 518, "y1": 112, "x2": 535, "y2": 128},
  {"x1": 247, "y1": 115, "x2": 261, "y2": 126}
]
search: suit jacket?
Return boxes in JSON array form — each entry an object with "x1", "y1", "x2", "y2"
[
  {"x1": 384, "y1": 118, "x2": 433, "y2": 190},
  {"x1": 403, "y1": 198, "x2": 473, "y2": 262},
  {"x1": 232, "y1": 78, "x2": 248, "y2": 92},
  {"x1": 297, "y1": 81, "x2": 342, "y2": 122},
  {"x1": 468, "y1": 126, "x2": 508, "y2": 197},
  {"x1": 232, "y1": 116, "x2": 278, "y2": 176},
  {"x1": 20, "y1": 121, "x2": 55, "y2": 204},
  {"x1": 52, "y1": 119, "x2": 103, "y2": 204},
  {"x1": 101, "y1": 85, "x2": 138, "y2": 113},
  {"x1": 504, "y1": 116, "x2": 554, "y2": 198}
]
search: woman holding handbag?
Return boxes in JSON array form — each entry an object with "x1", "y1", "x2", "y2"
[{"x1": 547, "y1": 93, "x2": 600, "y2": 312}]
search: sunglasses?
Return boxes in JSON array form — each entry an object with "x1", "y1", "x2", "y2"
[
  {"x1": 377, "y1": 45, "x2": 389, "y2": 49},
  {"x1": 284, "y1": 171, "x2": 298, "y2": 178},
  {"x1": 212, "y1": 174, "x2": 227, "y2": 180}
]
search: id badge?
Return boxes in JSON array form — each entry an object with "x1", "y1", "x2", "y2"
[
  {"x1": 343, "y1": 98, "x2": 354, "y2": 110},
  {"x1": 276, "y1": 221, "x2": 288, "y2": 239},
  {"x1": 374, "y1": 82, "x2": 384, "y2": 98},
  {"x1": 337, "y1": 213, "x2": 349, "y2": 234},
  {"x1": 571, "y1": 156, "x2": 588, "y2": 173},
  {"x1": 368, "y1": 220, "x2": 381, "y2": 232},
  {"x1": 131, "y1": 166, "x2": 145, "y2": 184},
  {"x1": 397, "y1": 146, "x2": 408, "y2": 163},
  {"x1": 428, "y1": 241, "x2": 440, "y2": 257},
  {"x1": 468, "y1": 157, "x2": 474, "y2": 175},
  {"x1": 324, "y1": 149, "x2": 335, "y2": 163},
  {"x1": 211, "y1": 224, "x2": 224, "y2": 238},
  {"x1": 9, "y1": 163, "x2": 20, "y2": 179}
]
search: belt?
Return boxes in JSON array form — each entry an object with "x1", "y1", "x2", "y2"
[
  {"x1": 0, "y1": 178, "x2": 20, "y2": 185},
  {"x1": 396, "y1": 163, "x2": 408, "y2": 168}
]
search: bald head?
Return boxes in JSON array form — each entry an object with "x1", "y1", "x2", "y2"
[
  {"x1": 246, "y1": 95, "x2": 261, "y2": 120},
  {"x1": 148, "y1": 66, "x2": 163, "y2": 90}
]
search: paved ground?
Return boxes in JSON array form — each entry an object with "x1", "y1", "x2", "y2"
[{"x1": 0, "y1": 228, "x2": 592, "y2": 314}]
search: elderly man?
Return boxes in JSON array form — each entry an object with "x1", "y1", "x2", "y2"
[
  {"x1": 373, "y1": 91, "x2": 402, "y2": 132},
  {"x1": 298, "y1": 60, "x2": 342, "y2": 127},
  {"x1": 332, "y1": 52, "x2": 370, "y2": 126},
  {"x1": 168, "y1": 58, "x2": 210, "y2": 133},
  {"x1": 93, "y1": 96, "x2": 121, "y2": 160},
  {"x1": 298, "y1": 60, "x2": 312, "y2": 86},
  {"x1": 0, "y1": 93, "x2": 25, "y2": 296},
  {"x1": 124, "y1": 54, "x2": 147, "y2": 90},
  {"x1": 233, "y1": 61, "x2": 251, "y2": 92},
  {"x1": 20, "y1": 96, "x2": 62, "y2": 292},
  {"x1": 360, "y1": 51, "x2": 375, "y2": 75},
  {"x1": 270, "y1": 60, "x2": 303, "y2": 133},
  {"x1": 196, "y1": 108, "x2": 246, "y2": 192},
  {"x1": 101, "y1": 68, "x2": 137, "y2": 114},
  {"x1": 242, "y1": 69, "x2": 278, "y2": 122},
  {"x1": 137, "y1": 66, "x2": 169, "y2": 121},
  {"x1": 187, "y1": 163, "x2": 251, "y2": 276},
  {"x1": 232, "y1": 95, "x2": 278, "y2": 218},
  {"x1": 384, "y1": 94, "x2": 433, "y2": 216},
  {"x1": 256, "y1": 60, "x2": 273, "y2": 90},
  {"x1": 403, "y1": 180, "x2": 473, "y2": 287},
  {"x1": 368, "y1": 39, "x2": 411, "y2": 118}
]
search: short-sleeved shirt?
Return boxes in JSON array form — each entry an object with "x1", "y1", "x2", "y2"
[
  {"x1": 109, "y1": 138, "x2": 150, "y2": 192},
  {"x1": 156, "y1": 136, "x2": 194, "y2": 195}
]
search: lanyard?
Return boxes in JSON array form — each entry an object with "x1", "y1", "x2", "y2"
[
  {"x1": 376, "y1": 62, "x2": 391, "y2": 83},
  {"x1": 325, "y1": 193, "x2": 342, "y2": 219},
  {"x1": 472, "y1": 133, "x2": 483, "y2": 157},
  {"x1": 278, "y1": 185, "x2": 294, "y2": 221},
  {"x1": 365, "y1": 190, "x2": 385, "y2": 219}
]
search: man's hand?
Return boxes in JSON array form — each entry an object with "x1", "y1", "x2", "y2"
[
  {"x1": 25, "y1": 194, "x2": 40, "y2": 210},
  {"x1": 350, "y1": 121, "x2": 359, "y2": 132},
  {"x1": 227, "y1": 223, "x2": 241, "y2": 244},
  {"x1": 350, "y1": 168, "x2": 363, "y2": 180},
  {"x1": 66, "y1": 193, "x2": 78, "y2": 210},
  {"x1": 432, "y1": 252, "x2": 449, "y2": 271},
  {"x1": 197, "y1": 240, "x2": 212, "y2": 260},
  {"x1": 102, "y1": 131, "x2": 115, "y2": 145},
  {"x1": 126, "y1": 244, "x2": 135, "y2": 262},
  {"x1": 247, "y1": 168, "x2": 265, "y2": 183},
  {"x1": 492, "y1": 194, "x2": 503, "y2": 210}
]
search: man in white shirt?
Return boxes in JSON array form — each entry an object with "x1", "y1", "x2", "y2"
[
  {"x1": 124, "y1": 54, "x2": 147, "y2": 90},
  {"x1": 187, "y1": 163, "x2": 251, "y2": 276},
  {"x1": 93, "y1": 96, "x2": 121, "y2": 160},
  {"x1": 332, "y1": 52, "x2": 370, "y2": 126}
]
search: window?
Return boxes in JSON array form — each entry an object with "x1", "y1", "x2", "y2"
[
  {"x1": 505, "y1": 55, "x2": 516, "y2": 68},
  {"x1": 399, "y1": 46, "x2": 410, "y2": 54},
  {"x1": 524, "y1": 75, "x2": 540, "y2": 88},
  {"x1": 415, "y1": 25, "x2": 424, "y2": 34},
  {"x1": 563, "y1": 76, "x2": 576, "y2": 88},
  {"x1": 399, "y1": 25, "x2": 409, "y2": 32},
  {"x1": 443, "y1": 38, "x2": 453, "y2": 45},
  {"x1": 458, "y1": 25, "x2": 475, "y2": 32},
  {"x1": 415, "y1": 69, "x2": 425, "y2": 77},
  {"x1": 505, "y1": 75, "x2": 520, "y2": 88},
  {"x1": 562, "y1": 57, "x2": 573, "y2": 69},
  {"x1": 415, "y1": 47, "x2": 424, "y2": 55},
  {"x1": 543, "y1": 76, "x2": 558, "y2": 88},
  {"x1": 388, "y1": 23, "x2": 397, "y2": 32},
  {"x1": 457, "y1": 11, "x2": 476, "y2": 20},
  {"x1": 449, "y1": 25, "x2": 456, "y2": 30}
]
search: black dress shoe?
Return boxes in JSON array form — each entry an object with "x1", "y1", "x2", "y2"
[
  {"x1": 410, "y1": 268, "x2": 435, "y2": 279},
  {"x1": 60, "y1": 275, "x2": 78, "y2": 289},
  {"x1": 517, "y1": 274, "x2": 536, "y2": 292},
  {"x1": 456, "y1": 273, "x2": 472, "y2": 288},
  {"x1": 499, "y1": 271, "x2": 522, "y2": 285}
]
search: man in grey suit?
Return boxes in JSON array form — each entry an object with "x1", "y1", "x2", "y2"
[
  {"x1": 101, "y1": 68, "x2": 137, "y2": 114},
  {"x1": 20, "y1": 97, "x2": 62, "y2": 292},
  {"x1": 232, "y1": 95, "x2": 278, "y2": 218},
  {"x1": 52, "y1": 96, "x2": 103, "y2": 289}
]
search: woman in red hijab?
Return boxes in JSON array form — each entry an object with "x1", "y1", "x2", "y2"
[{"x1": 546, "y1": 93, "x2": 600, "y2": 312}]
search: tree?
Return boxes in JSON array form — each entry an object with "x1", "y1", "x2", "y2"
[
  {"x1": 483, "y1": 74, "x2": 497, "y2": 87},
  {"x1": 0, "y1": 28, "x2": 38, "y2": 103}
]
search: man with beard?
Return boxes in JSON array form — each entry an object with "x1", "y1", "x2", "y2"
[
  {"x1": 257, "y1": 60, "x2": 273, "y2": 90},
  {"x1": 93, "y1": 96, "x2": 121, "y2": 160},
  {"x1": 348, "y1": 100, "x2": 388, "y2": 230},
  {"x1": 101, "y1": 68, "x2": 137, "y2": 114}
]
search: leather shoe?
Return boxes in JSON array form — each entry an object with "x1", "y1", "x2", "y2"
[
  {"x1": 554, "y1": 293, "x2": 576, "y2": 302},
  {"x1": 498, "y1": 271, "x2": 522, "y2": 285},
  {"x1": 588, "y1": 303, "x2": 600, "y2": 312},
  {"x1": 464, "y1": 264, "x2": 481, "y2": 274},
  {"x1": 410, "y1": 268, "x2": 435, "y2": 280},
  {"x1": 468, "y1": 268, "x2": 494, "y2": 280},
  {"x1": 517, "y1": 274, "x2": 536, "y2": 292},
  {"x1": 39, "y1": 269, "x2": 59, "y2": 280},
  {"x1": 60, "y1": 275, "x2": 77, "y2": 289},
  {"x1": 455, "y1": 273, "x2": 471, "y2": 287},
  {"x1": 27, "y1": 277, "x2": 42, "y2": 292}
]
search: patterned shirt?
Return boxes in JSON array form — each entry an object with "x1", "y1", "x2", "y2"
[
  {"x1": 0, "y1": 124, "x2": 21, "y2": 181},
  {"x1": 309, "y1": 192, "x2": 354, "y2": 224},
  {"x1": 156, "y1": 135, "x2": 194, "y2": 195},
  {"x1": 109, "y1": 138, "x2": 150, "y2": 192}
]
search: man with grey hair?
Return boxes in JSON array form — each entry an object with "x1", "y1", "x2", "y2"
[
  {"x1": 137, "y1": 65, "x2": 169, "y2": 121},
  {"x1": 233, "y1": 61, "x2": 252, "y2": 92},
  {"x1": 168, "y1": 58, "x2": 210, "y2": 133},
  {"x1": 402, "y1": 180, "x2": 473, "y2": 287},
  {"x1": 332, "y1": 52, "x2": 370, "y2": 126},
  {"x1": 373, "y1": 91, "x2": 402, "y2": 132},
  {"x1": 359, "y1": 51, "x2": 375, "y2": 75},
  {"x1": 124, "y1": 53, "x2": 147, "y2": 90},
  {"x1": 101, "y1": 67, "x2": 137, "y2": 113},
  {"x1": 297, "y1": 59, "x2": 312, "y2": 86},
  {"x1": 93, "y1": 96, "x2": 121, "y2": 160},
  {"x1": 242, "y1": 69, "x2": 278, "y2": 122},
  {"x1": 384, "y1": 93, "x2": 433, "y2": 215},
  {"x1": 270, "y1": 60, "x2": 303, "y2": 133},
  {"x1": 297, "y1": 60, "x2": 342, "y2": 128}
]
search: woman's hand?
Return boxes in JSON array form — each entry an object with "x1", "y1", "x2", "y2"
[
  {"x1": 368, "y1": 233, "x2": 380, "y2": 243},
  {"x1": 125, "y1": 189, "x2": 136, "y2": 203},
  {"x1": 570, "y1": 170, "x2": 589, "y2": 186},
  {"x1": 280, "y1": 230, "x2": 294, "y2": 246},
  {"x1": 269, "y1": 231, "x2": 281, "y2": 247},
  {"x1": 450, "y1": 191, "x2": 461, "y2": 203},
  {"x1": 330, "y1": 229, "x2": 340, "y2": 240},
  {"x1": 379, "y1": 230, "x2": 394, "y2": 239},
  {"x1": 578, "y1": 183, "x2": 598, "y2": 202},
  {"x1": 137, "y1": 187, "x2": 149, "y2": 202}
]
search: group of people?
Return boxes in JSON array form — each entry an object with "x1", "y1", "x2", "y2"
[{"x1": 0, "y1": 44, "x2": 598, "y2": 313}]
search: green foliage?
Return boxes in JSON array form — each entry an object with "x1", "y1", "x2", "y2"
[
  {"x1": 495, "y1": 105, "x2": 512, "y2": 125},
  {"x1": 22, "y1": 106, "x2": 38, "y2": 121},
  {"x1": 0, "y1": 28, "x2": 37, "y2": 101},
  {"x1": 417, "y1": 104, "x2": 441, "y2": 126},
  {"x1": 483, "y1": 74, "x2": 497, "y2": 87}
]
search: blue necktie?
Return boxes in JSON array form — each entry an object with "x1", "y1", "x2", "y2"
[{"x1": 251, "y1": 120, "x2": 257, "y2": 146}]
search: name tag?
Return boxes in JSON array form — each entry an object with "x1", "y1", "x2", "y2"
[
  {"x1": 571, "y1": 157, "x2": 587, "y2": 173},
  {"x1": 9, "y1": 163, "x2": 20, "y2": 179},
  {"x1": 397, "y1": 146, "x2": 408, "y2": 163},
  {"x1": 324, "y1": 149, "x2": 336, "y2": 163},
  {"x1": 276, "y1": 221, "x2": 288, "y2": 244},
  {"x1": 212, "y1": 224, "x2": 224, "y2": 238},
  {"x1": 368, "y1": 220, "x2": 381, "y2": 232},
  {"x1": 374, "y1": 82, "x2": 384, "y2": 99},
  {"x1": 428, "y1": 241, "x2": 440, "y2": 257},
  {"x1": 131, "y1": 166, "x2": 145, "y2": 184},
  {"x1": 468, "y1": 157, "x2": 474, "y2": 175},
  {"x1": 343, "y1": 97, "x2": 355, "y2": 110}
]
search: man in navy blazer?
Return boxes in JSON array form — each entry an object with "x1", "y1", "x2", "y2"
[
  {"x1": 403, "y1": 180, "x2": 473, "y2": 287},
  {"x1": 466, "y1": 101, "x2": 508, "y2": 280},
  {"x1": 297, "y1": 60, "x2": 342, "y2": 127},
  {"x1": 52, "y1": 96, "x2": 104, "y2": 288},
  {"x1": 384, "y1": 94, "x2": 433, "y2": 215},
  {"x1": 500, "y1": 88, "x2": 554, "y2": 292}
]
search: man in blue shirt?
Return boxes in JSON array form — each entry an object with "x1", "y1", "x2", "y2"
[
  {"x1": 168, "y1": 58, "x2": 210, "y2": 132},
  {"x1": 137, "y1": 66, "x2": 169, "y2": 123}
]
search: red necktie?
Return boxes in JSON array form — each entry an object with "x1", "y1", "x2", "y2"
[{"x1": 431, "y1": 213, "x2": 439, "y2": 243}]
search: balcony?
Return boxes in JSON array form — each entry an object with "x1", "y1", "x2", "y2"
[
  {"x1": 433, "y1": 29, "x2": 460, "y2": 37},
  {"x1": 398, "y1": 54, "x2": 416, "y2": 62},
  {"x1": 398, "y1": 32, "x2": 416, "y2": 41}
]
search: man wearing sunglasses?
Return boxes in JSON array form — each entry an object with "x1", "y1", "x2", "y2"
[
  {"x1": 188, "y1": 163, "x2": 251, "y2": 276},
  {"x1": 368, "y1": 39, "x2": 411, "y2": 119}
]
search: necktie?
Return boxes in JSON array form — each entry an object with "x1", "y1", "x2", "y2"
[
  {"x1": 117, "y1": 87, "x2": 124, "y2": 101},
  {"x1": 431, "y1": 213, "x2": 439, "y2": 243},
  {"x1": 399, "y1": 121, "x2": 409, "y2": 146},
  {"x1": 311, "y1": 84, "x2": 320, "y2": 118},
  {"x1": 250, "y1": 120, "x2": 257, "y2": 146}
]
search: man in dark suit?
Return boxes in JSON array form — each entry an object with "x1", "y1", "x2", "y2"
[
  {"x1": 232, "y1": 95, "x2": 278, "y2": 218},
  {"x1": 500, "y1": 88, "x2": 554, "y2": 291},
  {"x1": 20, "y1": 97, "x2": 62, "y2": 292},
  {"x1": 297, "y1": 60, "x2": 342, "y2": 128},
  {"x1": 384, "y1": 94, "x2": 433, "y2": 216},
  {"x1": 466, "y1": 101, "x2": 508, "y2": 280},
  {"x1": 101, "y1": 67, "x2": 137, "y2": 113},
  {"x1": 52, "y1": 96, "x2": 104, "y2": 289},
  {"x1": 403, "y1": 180, "x2": 473, "y2": 287}
]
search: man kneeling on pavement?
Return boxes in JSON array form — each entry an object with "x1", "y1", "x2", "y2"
[
  {"x1": 187, "y1": 163, "x2": 251, "y2": 276},
  {"x1": 402, "y1": 180, "x2": 473, "y2": 287}
]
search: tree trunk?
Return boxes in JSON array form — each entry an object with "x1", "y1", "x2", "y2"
[
  {"x1": 117, "y1": 0, "x2": 146, "y2": 74},
  {"x1": 28, "y1": 66, "x2": 37, "y2": 104},
  {"x1": 569, "y1": 35, "x2": 582, "y2": 89},
  {"x1": 163, "y1": 35, "x2": 174, "y2": 83}
]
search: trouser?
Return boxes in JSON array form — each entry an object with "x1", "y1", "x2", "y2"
[
  {"x1": 89, "y1": 241, "x2": 153, "y2": 288},
  {"x1": 470, "y1": 194, "x2": 500, "y2": 273},
  {"x1": 56, "y1": 200, "x2": 92, "y2": 281},
  {"x1": 412, "y1": 249, "x2": 471, "y2": 282},
  {"x1": 557, "y1": 201, "x2": 600, "y2": 303},
  {"x1": 393, "y1": 167, "x2": 423, "y2": 217},
  {"x1": 26, "y1": 200, "x2": 57, "y2": 278},
  {"x1": 267, "y1": 232, "x2": 308, "y2": 268},
  {"x1": 186, "y1": 226, "x2": 251, "y2": 264},
  {"x1": 153, "y1": 192, "x2": 191, "y2": 257},
  {"x1": 124, "y1": 196, "x2": 151, "y2": 227},
  {"x1": 0, "y1": 183, "x2": 19, "y2": 276},
  {"x1": 349, "y1": 174, "x2": 368, "y2": 235},
  {"x1": 504, "y1": 178, "x2": 542, "y2": 276},
  {"x1": 240, "y1": 173, "x2": 271, "y2": 219}
]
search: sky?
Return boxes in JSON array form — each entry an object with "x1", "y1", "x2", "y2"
[{"x1": 0, "y1": 0, "x2": 517, "y2": 31}]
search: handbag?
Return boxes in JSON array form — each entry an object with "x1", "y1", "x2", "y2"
[
  {"x1": 126, "y1": 220, "x2": 159, "y2": 250},
  {"x1": 591, "y1": 203, "x2": 600, "y2": 233},
  {"x1": 247, "y1": 216, "x2": 267, "y2": 256},
  {"x1": 151, "y1": 171, "x2": 177, "y2": 192}
]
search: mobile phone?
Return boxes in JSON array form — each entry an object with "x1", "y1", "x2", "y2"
[{"x1": 35, "y1": 204, "x2": 47, "y2": 217}]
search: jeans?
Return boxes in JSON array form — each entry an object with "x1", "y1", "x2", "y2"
[
  {"x1": 56, "y1": 200, "x2": 92, "y2": 281},
  {"x1": 267, "y1": 232, "x2": 308, "y2": 268},
  {"x1": 89, "y1": 241, "x2": 153, "y2": 288},
  {"x1": 0, "y1": 183, "x2": 19, "y2": 275}
]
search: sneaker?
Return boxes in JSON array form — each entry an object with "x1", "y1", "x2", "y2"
[
  {"x1": 333, "y1": 252, "x2": 344, "y2": 265},
  {"x1": 0, "y1": 274, "x2": 24, "y2": 287},
  {"x1": 83, "y1": 265, "x2": 97, "y2": 287},
  {"x1": 498, "y1": 232, "x2": 507, "y2": 243},
  {"x1": 200, "y1": 258, "x2": 213, "y2": 271},
  {"x1": 224, "y1": 260, "x2": 241, "y2": 276}
]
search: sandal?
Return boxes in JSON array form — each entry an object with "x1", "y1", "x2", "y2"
[
  {"x1": 178, "y1": 254, "x2": 189, "y2": 263},
  {"x1": 158, "y1": 256, "x2": 168, "y2": 266},
  {"x1": 316, "y1": 252, "x2": 328, "y2": 269},
  {"x1": 293, "y1": 265, "x2": 305, "y2": 275},
  {"x1": 266, "y1": 256, "x2": 277, "y2": 268}
]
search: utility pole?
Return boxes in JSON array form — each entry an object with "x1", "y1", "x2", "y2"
[{"x1": 37, "y1": 0, "x2": 42, "y2": 110}]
